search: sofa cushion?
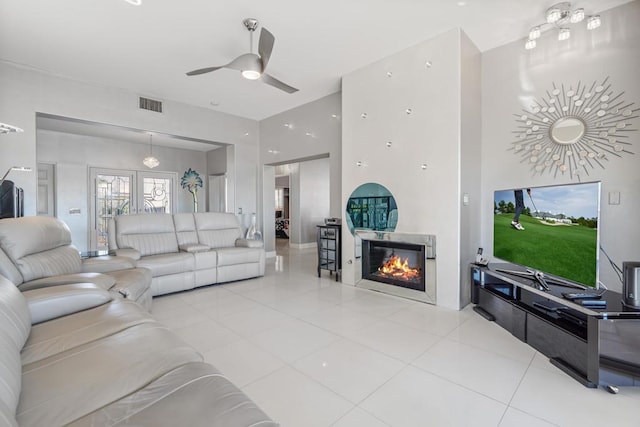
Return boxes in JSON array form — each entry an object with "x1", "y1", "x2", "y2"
[
  {"x1": 21, "y1": 298, "x2": 155, "y2": 365},
  {"x1": 216, "y1": 247, "x2": 263, "y2": 267},
  {"x1": 0, "y1": 250, "x2": 23, "y2": 286},
  {"x1": 0, "y1": 276, "x2": 31, "y2": 420},
  {"x1": 173, "y1": 213, "x2": 199, "y2": 246},
  {"x1": 81, "y1": 255, "x2": 136, "y2": 273},
  {"x1": 114, "y1": 214, "x2": 178, "y2": 256},
  {"x1": 67, "y1": 362, "x2": 279, "y2": 427},
  {"x1": 0, "y1": 216, "x2": 73, "y2": 261},
  {"x1": 14, "y1": 246, "x2": 83, "y2": 283},
  {"x1": 18, "y1": 323, "x2": 201, "y2": 427},
  {"x1": 137, "y1": 253, "x2": 195, "y2": 277},
  {"x1": 21, "y1": 272, "x2": 116, "y2": 292},
  {"x1": 23, "y1": 283, "x2": 112, "y2": 325},
  {"x1": 193, "y1": 251, "x2": 217, "y2": 270},
  {"x1": 194, "y1": 213, "x2": 243, "y2": 249}
]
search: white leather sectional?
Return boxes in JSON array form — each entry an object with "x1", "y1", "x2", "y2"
[
  {"x1": 108, "y1": 212, "x2": 265, "y2": 296},
  {"x1": 0, "y1": 275, "x2": 278, "y2": 426}
]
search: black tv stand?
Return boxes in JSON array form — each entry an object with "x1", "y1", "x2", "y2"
[{"x1": 470, "y1": 263, "x2": 640, "y2": 389}]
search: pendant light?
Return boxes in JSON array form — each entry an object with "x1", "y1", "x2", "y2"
[{"x1": 143, "y1": 133, "x2": 160, "y2": 169}]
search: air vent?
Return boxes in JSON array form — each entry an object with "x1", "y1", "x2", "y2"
[{"x1": 139, "y1": 97, "x2": 163, "y2": 113}]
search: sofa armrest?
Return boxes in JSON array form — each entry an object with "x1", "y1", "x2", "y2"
[
  {"x1": 235, "y1": 238, "x2": 264, "y2": 248},
  {"x1": 23, "y1": 283, "x2": 113, "y2": 324},
  {"x1": 179, "y1": 243, "x2": 211, "y2": 253},
  {"x1": 112, "y1": 248, "x2": 141, "y2": 261},
  {"x1": 82, "y1": 255, "x2": 136, "y2": 273}
]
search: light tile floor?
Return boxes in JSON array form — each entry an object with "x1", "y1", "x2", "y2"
[{"x1": 153, "y1": 242, "x2": 640, "y2": 427}]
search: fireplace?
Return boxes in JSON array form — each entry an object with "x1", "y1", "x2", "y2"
[
  {"x1": 363, "y1": 240, "x2": 425, "y2": 291},
  {"x1": 357, "y1": 231, "x2": 436, "y2": 304}
]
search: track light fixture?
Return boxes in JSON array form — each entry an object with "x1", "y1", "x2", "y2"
[{"x1": 524, "y1": 2, "x2": 601, "y2": 50}]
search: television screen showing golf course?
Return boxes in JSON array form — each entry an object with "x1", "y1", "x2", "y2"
[{"x1": 494, "y1": 182, "x2": 600, "y2": 287}]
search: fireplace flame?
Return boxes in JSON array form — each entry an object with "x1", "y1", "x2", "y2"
[{"x1": 378, "y1": 255, "x2": 420, "y2": 280}]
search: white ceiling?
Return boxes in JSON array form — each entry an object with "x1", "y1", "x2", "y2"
[{"x1": 0, "y1": 0, "x2": 632, "y2": 122}]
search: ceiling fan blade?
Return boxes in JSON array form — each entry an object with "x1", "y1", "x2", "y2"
[
  {"x1": 186, "y1": 66, "x2": 222, "y2": 76},
  {"x1": 262, "y1": 73, "x2": 298, "y2": 94},
  {"x1": 226, "y1": 53, "x2": 260, "y2": 71},
  {"x1": 258, "y1": 27, "x2": 275, "y2": 71}
]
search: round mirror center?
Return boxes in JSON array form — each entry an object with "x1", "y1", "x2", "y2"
[
  {"x1": 345, "y1": 183, "x2": 398, "y2": 235},
  {"x1": 550, "y1": 117, "x2": 585, "y2": 145}
]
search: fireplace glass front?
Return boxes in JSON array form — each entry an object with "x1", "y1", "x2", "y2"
[{"x1": 362, "y1": 240, "x2": 426, "y2": 292}]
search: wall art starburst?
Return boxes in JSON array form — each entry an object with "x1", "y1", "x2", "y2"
[{"x1": 511, "y1": 77, "x2": 638, "y2": 180}]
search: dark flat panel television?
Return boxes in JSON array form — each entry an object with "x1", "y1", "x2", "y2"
[{"x1": 493, "y1": 181, "x2": 600, "y2": 288}]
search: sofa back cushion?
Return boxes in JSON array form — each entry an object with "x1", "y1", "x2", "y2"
[
  {"x1": 0, "y1": 217, "x2": 82, "y2": 283},
  {"x1": 0, "y1": 275, "x2": 31, "y2": 422},
  {"x1": 16, "y1": 247, "x2": 84, "y2": 284},
  {"x1": 173, "y1": 213, "x2": 198, "y2": 246},
  {"x1": 0, "y1": 250, "x2": 23, "y2": 287},
  {"x1": 193, "y1": 213, "x2": 242, "y2": 249},
  {"x1": 114, "y1": 214, "x2": 178, "y2": 256}
]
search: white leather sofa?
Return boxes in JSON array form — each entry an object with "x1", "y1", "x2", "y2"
[
  {"x1": 108, "y1": 212, "x2": 265, "y2": 296},
  {"x1": 0, "y1": 217, "x2": 152, "y2": 310},
  {"x1": 0, "y1": 274, "x2": 278, "y2": 426}
]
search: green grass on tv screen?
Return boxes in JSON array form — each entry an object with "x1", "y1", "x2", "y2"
[{"x1": 493, "y1": 214, "x2": 597, "y2": 287}]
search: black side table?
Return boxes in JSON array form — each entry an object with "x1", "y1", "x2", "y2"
[{"x1": 317, "y1": 225, "x2": 341, "y2": 281}]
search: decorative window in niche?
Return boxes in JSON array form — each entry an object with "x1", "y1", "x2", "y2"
[{"x1": 511, "y1": 77, "x2": 638, "y2": 180}]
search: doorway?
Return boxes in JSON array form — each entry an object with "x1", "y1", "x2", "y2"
[
  {"x1": 89, "y1": 167, "x2": 177, "y2": 250},
  {"x1": 262, "y1": 156, "x2": 330, "y2": 256}
]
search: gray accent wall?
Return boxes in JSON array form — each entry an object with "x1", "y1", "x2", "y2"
[
  {"x1": 480, "y1": 1, "x2": 640, "y2": 292},
  {"x1": 342, "y1": 29, "x2": 481, "y2": 309}
]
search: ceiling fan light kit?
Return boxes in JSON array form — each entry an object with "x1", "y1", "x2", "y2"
[{"x1": 186, "y1": 18, "x2": 298, "y2": 93}]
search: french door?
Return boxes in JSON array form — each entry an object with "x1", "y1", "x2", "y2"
[{"x1": 89, "y1": 168, "x2": 176, "y2": 250}]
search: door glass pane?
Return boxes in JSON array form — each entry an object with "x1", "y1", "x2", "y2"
[
  {"x1": 95, "y1": 174, "x2": 131, "y2": 249},
  {"x1": 142, "y1": 177, "x2": 172, "y2": 213}
]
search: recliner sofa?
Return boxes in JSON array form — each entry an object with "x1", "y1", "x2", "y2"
[
  {"x1": 0, "y1": 274, "x2": 278, "y2": 426},
  {"x1": 108, "y1": 212, "x2": 265, "y2": 296},
  {"x1": 0, "y1": 216, "x2": 152, "y2": 310}
]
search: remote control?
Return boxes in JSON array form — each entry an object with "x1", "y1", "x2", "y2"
[
  {"x1": 562, "y1": 292, "x2": 602, "y2": 300},
  {"x1": 579, "y1": 299, "x2": 606, "y2": 307}
]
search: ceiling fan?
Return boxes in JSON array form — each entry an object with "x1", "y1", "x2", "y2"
[{"x1": 186, "y1": 18, "x2": 298, "y2": 94}]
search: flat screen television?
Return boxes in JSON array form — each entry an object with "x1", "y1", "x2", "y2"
[{"x1": 493, "y1": 181, "x2": 600, "y2": 288}]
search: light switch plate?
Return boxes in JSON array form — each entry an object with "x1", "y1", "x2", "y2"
[{"x1": 609, "y1": 191, "x2": 620, "y2": 205}]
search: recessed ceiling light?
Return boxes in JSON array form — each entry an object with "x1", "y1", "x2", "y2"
[
  {"x1": 457, "y1": 1, "x2": 467, "y2": 6},
  {"x1": 210, "y1": 101, "x2": 220, "y2": 107},
  {"x1": 124, "y1": 0, "x2": 142, "y2": 5}
]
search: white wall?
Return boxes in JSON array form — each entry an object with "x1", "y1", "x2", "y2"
[
  {"x1": 0, "y1": 61, "x2": 259, "y2": 218},
  {"x1": 342, "y1": 29, "x2": 477, "y2": 309},
  {"x1": 459, "y1": 32, "x2": 482, "y2": 307},
  {"x1": 259, "y1": 92, "x2": 341, "y2": 252},
  {"x1": 299, "y1": 157, "x2": 331, "y2": 244},
  {"x1": 480, "y1": 1, "x2": 640, "y2": 292},
  {"x1": 207, "y1": 145, "x2": 235, "y2": 214}
]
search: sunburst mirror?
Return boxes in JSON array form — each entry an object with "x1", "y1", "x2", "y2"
[{"x1": 511, "y1": 77, "x2": 638, "y2": 180}]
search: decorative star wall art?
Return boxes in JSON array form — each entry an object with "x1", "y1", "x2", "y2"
[{"x1": 511, "y1": 77, "x2": 638, "y2": 180}]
